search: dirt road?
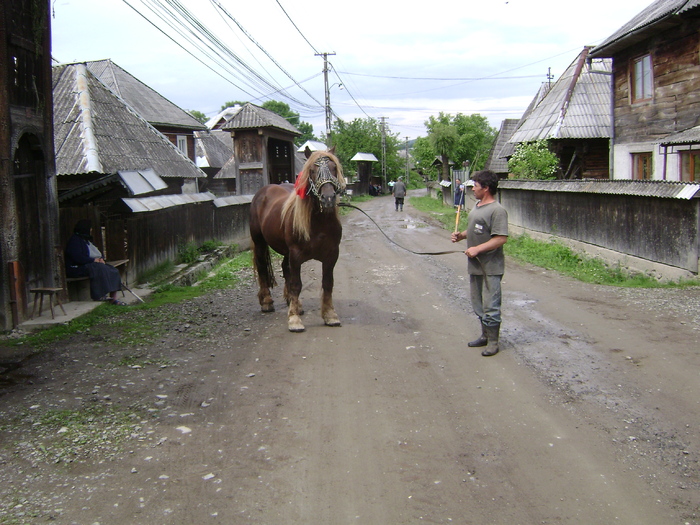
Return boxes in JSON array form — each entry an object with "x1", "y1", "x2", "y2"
[{"x1": 1, "y1": 192, "x2": 699, "y2": 524}]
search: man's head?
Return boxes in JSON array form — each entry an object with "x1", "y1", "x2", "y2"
[
  {"x1": 456, "y1": 179, "x2": 461, "y2": 185},
  {"x1": 470, "y1": 170, "x2": 499, "y2": 196}
]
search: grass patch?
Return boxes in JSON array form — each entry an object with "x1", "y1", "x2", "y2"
[{"x1": 0, "y1": 250, "x2": 254, "y2": 350}]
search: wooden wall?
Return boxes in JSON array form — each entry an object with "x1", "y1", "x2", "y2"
[{"x1": 613, "y1": 21, "x2": 700, "y2": 144}]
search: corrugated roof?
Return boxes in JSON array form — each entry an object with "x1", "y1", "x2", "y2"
[
  {"x1": 195, "y1": 131, "x2": 234, "y2": 169},
  {"x1": 351, "y1": 152, "x2": 379, "y2": 162},
  {"x1": 657, "y1": 125, "x2": 700, "y2": 145},
  {"x1": 118, "y1": 169, "x2": 168, "y2": 194},
  {"x1": 590, "y1": 0, "x2": 700, "y2": 58},
  {"x1": 506, "y1": 48, "x2": 611, "y2": 146},
  {"x1": 221, "y1": 103, "x2": 300, "y2": 135},
  {"x1": 53, "y1": 64, "x2": 206, "y2": 179},
  {"x1": 213, "y1": 195, "x2": 254, "y2": 207},
  {"x1": 84, "y1": 59, "x2": 206, "y2": 131},
  {"x1": 121, "y1": 192, "x2": 216, "y2": 213},
  {"x1": 498, "y1": 179, "x2": 700, "y2": 199},
  {"x1": 485, "y1": 119, "x2": 519, "y2": 173},
  {"x1": 498, "y1": 82, "x2": 551, "y2": 159}
]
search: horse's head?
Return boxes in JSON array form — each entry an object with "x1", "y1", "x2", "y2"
[{"x1": 304, "y1": 147, "x2": 345, "y2": 211}]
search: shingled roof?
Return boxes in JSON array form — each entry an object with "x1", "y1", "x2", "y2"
[
  {"x1": 84, "y1": 59, "x2": 206, "y2": 131},
  {"x1": 195, "y1": 131, "x2": 234, "y2": 170},
  {"x1": 505, "y1": 47, "x2": 611, "y2": 146},
  {"x1": 53, "y1": 63, "x2": 205, "y2": 179},
  {"x1": 221, "y1": 102, "x2": 300, "y2": 135}
]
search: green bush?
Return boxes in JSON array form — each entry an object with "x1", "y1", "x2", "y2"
[{"x1": 508, "y1": 139, "x2": 559, "y2": 179}]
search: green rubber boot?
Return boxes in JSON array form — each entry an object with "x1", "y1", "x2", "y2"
[{"x1": 481, "y1": 323, "x2": 500, "y2": 357}]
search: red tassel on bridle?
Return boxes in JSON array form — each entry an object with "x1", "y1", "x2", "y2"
[{"x1": 294, "y1": 172, "x2": 307, "y2": 199}]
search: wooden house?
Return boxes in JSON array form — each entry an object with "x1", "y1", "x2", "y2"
[
  {"x1": 84, "y1": 59, "x2": 207, "y2": 191},
  {"x1": 53, "y1": 62, "x2": 207, "y2": 259},
  {"x1": 504, "y1": 47, "x2": 612, "y2": 179},
  {"x1": 589, "y1": 0, "x2": 700, "y2": 181},
  {"x1": 0, "y1": 0, "x2": 61, "y2": 329},
  {"x1": 220, "y1": 103, "x2": 301, "y2": 195}
]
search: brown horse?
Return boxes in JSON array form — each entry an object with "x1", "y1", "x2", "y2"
[{"x1": 249, "y1": 147, "x2": 346, "y2": 332}]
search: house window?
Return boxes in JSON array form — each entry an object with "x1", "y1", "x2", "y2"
[
  {"x1": 631, "y1": 54, "x2": 653, "y2": 103},
  {"x1": 632, "y1": 152, "x2": 653, "y2": 180},
  {"x1": 680, "y1": 150, "x2": 700, "y2": 182},
  {"x1": 177, "y1": 135, "x2": 188, "y2": 156}
]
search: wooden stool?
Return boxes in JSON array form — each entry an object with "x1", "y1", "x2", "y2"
[{"x1": 29, "y1": 287, "x2": 67, "y2": 319}]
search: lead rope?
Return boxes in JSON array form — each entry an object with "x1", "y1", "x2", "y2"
[{"x1": 338, "y1": 202, "x2": 463, "y2": 256}]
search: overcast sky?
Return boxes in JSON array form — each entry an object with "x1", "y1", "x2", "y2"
[{"x1": 51, "y1": 0, "x2": 653, "y2": 139}]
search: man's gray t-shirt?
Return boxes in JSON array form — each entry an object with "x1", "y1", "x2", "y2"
[{"x1": 466, "y1": 201, "x2": 509, "y2": 275}]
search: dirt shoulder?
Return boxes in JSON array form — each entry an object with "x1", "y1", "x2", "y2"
[{"x1": 0, "y1": 193, "x2": 698, "y2": 524}]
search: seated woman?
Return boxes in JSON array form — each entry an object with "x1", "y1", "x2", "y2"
[{"x1": 65, "y1": 219, "x2": 126, "y2": 305}]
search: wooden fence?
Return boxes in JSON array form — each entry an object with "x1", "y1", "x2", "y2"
[{"x1": 60, "y1": 196, "x2": 252, "y2": 285}]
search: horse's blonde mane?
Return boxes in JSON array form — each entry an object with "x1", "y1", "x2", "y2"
[{"x1": 281, "y1": 150, "x2": 345, "y2": 241}]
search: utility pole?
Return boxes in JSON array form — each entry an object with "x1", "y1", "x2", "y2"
[
  {"x1": 405, "y1": 136, "x2": 409, "y2": 183},
  {"x1": 380, "y1": 116, "x2": 387, "y2": 189},
  {"x1": 315, "y1": 52, "x2": 336, "y2": 144}
]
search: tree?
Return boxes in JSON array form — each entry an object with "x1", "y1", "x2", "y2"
[
  {"x1": 189, "y1": 110, "x2": 207, "y2": 125},
  {"x1": 427, "y1": 117, "x2": 459, "y2": 181},
  {"x1": 411, "y1": 136, "x2": 439, "y2": 181},
  {"x1": 330, "y1": 117, "x2": 401, "y2": 183},
  {"x1": 508, "y1": 139, "x2": 560, "y2": 179},
  {"x1": 220, "y1": 100, "x2": 247, "y2": 111}
]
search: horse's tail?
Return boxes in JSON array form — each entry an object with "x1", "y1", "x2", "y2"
[{"x1": 251, "y1": 238, "x2": 277, "y2": 290}]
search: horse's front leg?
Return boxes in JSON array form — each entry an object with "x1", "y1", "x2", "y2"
[
  {"x1": 286, "y1": 257, "x2": 305, "y2": 332},
  {"x1": 282, "y1": 255, "x2": 303, "y2": 315},
  {"x1": 321, "y1": 251, "x2": 341, "y2": 327}
]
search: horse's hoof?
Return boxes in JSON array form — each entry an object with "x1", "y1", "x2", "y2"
[
  {"x1": 261, "y1": 304, "x2": 275, "y2": 313},
  {"x1": 288, "y1": 315, "x2": 305, "y2": 332},
  {"x1": 324, "y1": 314, "x2": 341, "y2": 327}
]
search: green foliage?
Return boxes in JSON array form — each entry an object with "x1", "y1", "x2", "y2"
[
  {"x1": 412, "y1": 136, "x2": 440, "y2": 180},
  {"x1": 422, "y1": 112, "x2": 497, "y2": 181},
  {"x1": 508, "y1": 139, "x2": 560, "y2": 179},
  {"x1": 330, "y1": 117, "x2": 402, "y2": 182},
  {"x1": 177, "y1": 242, "x2": 201, "y2": 264},
  {"x1": 409, "y1": 196, "x2": 468, "y2": 232},
  {"x1": 189, "y1": 109, "x2": 207, "y2": 124},
  {"x1": 220, "y1": 100, "x2": 247, "y2": 111}
]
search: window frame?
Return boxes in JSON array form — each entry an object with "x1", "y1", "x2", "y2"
[
  {"x1": 679, "y1": 149, "x2": 700, "y2": 182},
  {"x1": 176, "y1": 135, "x2": 188, "y2": 157},
  {"x1": 632, "y1": 152, "x2": 653, "y2": 180},
  {"x1": 631, "y1": 54, "x2": 653, "y2": 103}
]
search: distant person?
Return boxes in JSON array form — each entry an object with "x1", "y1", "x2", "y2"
[
  {"x1": 65, "y1": 219, "x2": 126, "y2": 305},
  {"x1": 450, "y1": 170, "x2": 508, "y2": 356},
  {"x1": 392, "y1": 177, "x2": 407, "y2": 211},
  {"x1": 454, "y1": 179, "x2": 464, "y2": 207}
]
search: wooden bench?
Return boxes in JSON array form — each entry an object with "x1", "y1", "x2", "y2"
[{"x1": 66, "y1": 259, "x2": 129, "y2": 301}]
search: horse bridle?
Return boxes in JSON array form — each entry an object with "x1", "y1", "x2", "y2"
[{"x1": 307, "y1": 156, "x2": 343, "y2": 198}]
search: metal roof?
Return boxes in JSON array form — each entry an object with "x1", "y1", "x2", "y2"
[
  {"x1": 657, "y1": 125, "x2": 700, "y2": 145},
  {"x1": 83, "y1": 59, "x2": 207, "y2": 131},
  {"x1": 297, "y1": 140, "x2": 328, "y2": 152},
  {"x1": 121, "y1": 192, "x2": 216, "y2": 213},
  {"x1": 351, "y1": 152, "x2": 379, "y2": 162},
  {"x1": 498, "y1": 179, "x2": 700, "y2": 199},
  {"x1": 118, "y1": 169, "x2": 168, "y2": 194},
  {"x1": 485, "y1": 119, "x2": 519, "y2": 172},
  {"x1": 213, "y1": 195, "x2": 254, "y2": 207},
  {"x1": 221, "y1": 103, "x2": 300, "y2": 135},
  {"x1": 506, "y1": 48, "x2": 611, "y2": 145},
  {"x1": 53, "y1": 63, "x2": 206, "y2": 179},
  {"x1": 498, "y1": 82, "x2": 551, "y2": 159},
  {"x1": 195, "y1": 131, "x2": 234, "y2": 169},
  {"x1": 590, "y1": 0, "x2": 700, "y2": 58}
]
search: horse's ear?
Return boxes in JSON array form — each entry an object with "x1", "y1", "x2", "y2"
[
  {"x1": 328, "y1": 146, "x2": 336, "y2": 155},
  {"x1": 304, "y1": 146, "x2": 312, "y2": 159}
]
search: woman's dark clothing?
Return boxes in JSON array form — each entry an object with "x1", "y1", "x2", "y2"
[{"x1": 65, "y1": 234, "x2": 122, "y2": 300}]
